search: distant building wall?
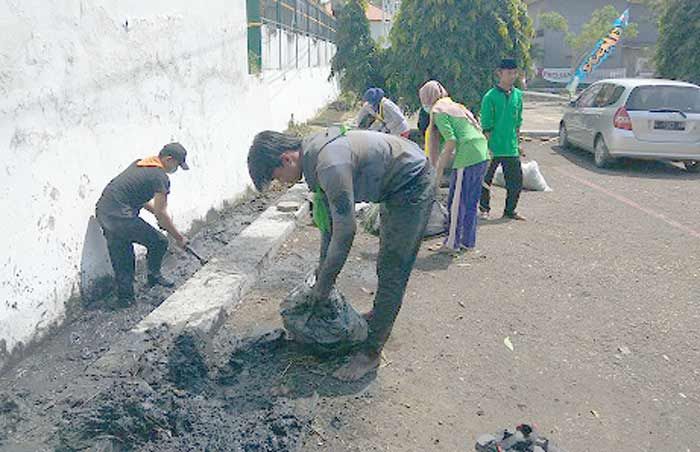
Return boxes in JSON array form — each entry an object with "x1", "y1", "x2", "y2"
[{"x1": 369, "y1": 21, "x2": 387, "y2": 46}]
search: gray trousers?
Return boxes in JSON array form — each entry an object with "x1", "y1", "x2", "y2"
[
  {"x1": 366, "y1": 166, "x2": 435, "y2": 352},
  {"x1": 96, "y1": 213, "x2": 168, "y2": 299}
]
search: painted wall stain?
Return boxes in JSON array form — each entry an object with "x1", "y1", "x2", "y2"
[
  {"x1": 36, "y1": 215, "x2": 56, "y2": 231},
  {"x1": 78, "y1": 174, "x2": 91, "y2": 199}
]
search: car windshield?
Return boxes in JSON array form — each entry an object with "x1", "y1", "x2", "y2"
[{"x1": 626, "y1": 86, "x2": 700, "y2": 113}]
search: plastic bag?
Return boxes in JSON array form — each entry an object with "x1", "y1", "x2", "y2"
[
  {"x1": 493, "y1": 160, "x2": 552, "y2": 192},
  {"x1": 425, "y1": 201, "x2": 448, "y2": 237},
  {"x1": 280, "y1": 274, "x2": 368, "y2": 355},
  {"x1": 313, "y1": 188, "x2": 330, "y2": 233},
  {"x1": 360, "y1": 200, "x2": 446, "y2": 238},
  {"x1": 360, "y1": 203, "x2": 382, "y2": 236}
]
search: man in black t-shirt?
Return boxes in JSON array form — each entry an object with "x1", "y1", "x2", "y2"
[{"x1": 96, "y1": 143, "x2": 190, "y2": 306}]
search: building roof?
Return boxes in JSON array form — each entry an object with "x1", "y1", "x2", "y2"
[{"x1": 366, "y1": 4, "x2": 384, "y2": 22}]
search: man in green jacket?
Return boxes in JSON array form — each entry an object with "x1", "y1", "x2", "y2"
[{"x1": 479, "y1": 58, "x2": 526, "y2": 221}]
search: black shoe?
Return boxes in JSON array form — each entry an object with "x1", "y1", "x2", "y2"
[
  {"x1": 113, "y1": 295, "x2": 135, "y2": 309},
  {"x1": 503, "y1": 212, "x2": 527, "y2": 221},
  {"x1": 147, "y1": 274, "x2": 175, "y2": 288}
]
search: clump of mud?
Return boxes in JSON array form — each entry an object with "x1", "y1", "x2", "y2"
[
  {"x1": 55, "y1": 330, "x2": 316, "y2": 451},
  {"x1": 0, "y1": 393, "x2": 21, "y2": 445},
  {"x1": 56, "y1": 380, "x2": 171, "y2": 451},
  {"x1": 167, "y1": 332, "x2": 209, "y2": 393}
]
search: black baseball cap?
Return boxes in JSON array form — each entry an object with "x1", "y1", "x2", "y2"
[
  {"x1": 159, "y1": 142, "x2": 189, "y2": 170},
  {"x1": 499, "y1": 58, "x2": 518, "y2": 70}
]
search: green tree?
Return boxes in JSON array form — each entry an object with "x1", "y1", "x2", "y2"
[
  {"x1": 330, "y1": 0, "x2": 383, "y2": 96},
  {"x1": 538, "y1": 6, "x2": 638, "y2": 62},
  {"x1": 630, "y1": 0, "x2": 667, "y2": 17},
  {"x1": 656, "y1": 0, "x2": 700, "y2": 84},
  {"x1": 384, "y1": 0, "x2": 534, "y2": 111},
  {"x1": 567, "y1": 5, "x2": 638, "y2": 55},
  {"x1": 539, "y1": 11, "x2": 569, "y2": 34}
]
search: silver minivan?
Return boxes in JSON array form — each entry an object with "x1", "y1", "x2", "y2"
[{"x1": 559, "y1": 78, "x2": 700, "y2": 172}]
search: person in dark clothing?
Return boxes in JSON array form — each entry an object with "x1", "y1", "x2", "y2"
[
  {"x1": 96, "y1": 143, "x2": 190, "y2": 307},
  {"x1": 248, "y1": 128, "x2": 434, "y2": 381},
  {"x1": 479, "y1": 58, "x2": 526, "y2": 221},
  {"x1": 418, "y1": 107, "x2": 430, "y2": 136}
]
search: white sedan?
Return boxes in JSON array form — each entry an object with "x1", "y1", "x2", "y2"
[{"x1": 559, "y1": 78, "x2": 700, "y2": 172}]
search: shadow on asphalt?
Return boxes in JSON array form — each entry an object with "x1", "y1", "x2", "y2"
[
  {"x1": 476, "y1": 217, "x2": 512, "y2": 227},
  {"x1": 413, "y1": 252, "x2": 453, "y2": 272},
  {"x1": 551, "y1": 145, "x2": 700, "y2": 180}
]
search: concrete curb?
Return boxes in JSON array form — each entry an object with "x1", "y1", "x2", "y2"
[
  {"x1": 521, "y1": 130, "x2": 560, "y2": 138},
  {"x1": 91, "y1": 183, "x2": 310, "y2": 376}
]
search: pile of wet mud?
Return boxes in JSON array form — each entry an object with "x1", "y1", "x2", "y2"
[
  {"x1": 56, "y1": 377, "x2": 308, "y2": 452},
  {"x1": 54, "y1": 329, "x2": 357, "y2": 451}
]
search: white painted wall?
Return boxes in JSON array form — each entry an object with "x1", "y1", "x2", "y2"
[{"x1": 0, "y1": 0, "x2": 338, "y2": 367}]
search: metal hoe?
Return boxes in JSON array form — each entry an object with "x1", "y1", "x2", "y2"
[{"x1": 184, "y1": 244, "x2": 208, "y2": 265}]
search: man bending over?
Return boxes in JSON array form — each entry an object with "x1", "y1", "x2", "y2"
[{"x1": 248, "y1": 128, "x2": 434, "y2": 381}]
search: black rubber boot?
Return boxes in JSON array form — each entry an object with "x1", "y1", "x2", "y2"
[
  {"x1": 147, "y1": 273, "x2": 175, "y2": 288},
  {"x1": 111, "y1": 294, "x2": 135, "y2": 309}
]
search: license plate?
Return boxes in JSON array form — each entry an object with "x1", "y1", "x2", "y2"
[{"x1": 654, "y1": 120, "x2": 686, "y2": 131}]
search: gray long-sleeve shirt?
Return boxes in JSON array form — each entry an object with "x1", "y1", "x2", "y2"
[
  {"x1": 302, "y1": 128, "x2": 426, "y2": 295},
  {"x1": 355, "y1": 98, "x2": 410, "y2": 136}
]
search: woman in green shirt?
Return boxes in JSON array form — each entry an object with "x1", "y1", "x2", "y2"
[{"x1": 419, "y1": 80, "x2": 490, "y2": 251}]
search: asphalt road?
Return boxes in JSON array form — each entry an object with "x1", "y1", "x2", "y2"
[
  {"x1": 226, "y1": 139, "x2": 700, "y2": 452},
  {"x1": 521, "y1": 99, "x2": 565, "y2": 131}
]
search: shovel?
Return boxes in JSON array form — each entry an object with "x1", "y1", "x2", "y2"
[
  {"x1": 157, "y1": 224, "x2": 208, "y2": 266},
  {"x1": 184, "y1": 244, "x2": 208, "y2": 266}
]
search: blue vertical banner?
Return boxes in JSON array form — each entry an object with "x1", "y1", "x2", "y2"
[{"x1": 567, "y1": 9, "x2": 630, "y2": 96}]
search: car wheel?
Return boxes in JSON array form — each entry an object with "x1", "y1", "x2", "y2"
[
  {"x1": 559, "y1": 122, "x2": 570, "y2": 149},
  {"x1": 594, "y1": 136, "x2": 614, "y2": 169},
  {"x1": 684, "y1": 161, "x2": 700, "y2": 173}
]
